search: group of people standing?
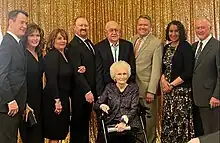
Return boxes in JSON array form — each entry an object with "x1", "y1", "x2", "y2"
[{"x1": 0, "y1": 9, "x2": 219, "y2": 143}]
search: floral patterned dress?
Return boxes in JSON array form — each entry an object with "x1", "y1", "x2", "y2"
[{"x1": 161, "y1": 45, "x2": 194, "y2": 143}]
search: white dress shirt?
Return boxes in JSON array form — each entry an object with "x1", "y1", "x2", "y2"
[
  {"x1": 195, "y1": 34, "x2": 212, "y2": 56},
  {"x1": 110, "y1": 41, "x2": 119, "y2": 62}
]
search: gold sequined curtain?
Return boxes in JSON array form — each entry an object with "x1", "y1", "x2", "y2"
[
  {"x1": 0, "y1": 0, "x2": 219, "y2": 143},
  {"x1": 0, "y1": 0, "x2": 219, "y2": 43}
]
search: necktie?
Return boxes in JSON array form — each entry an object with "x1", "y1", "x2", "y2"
[
  {"x1": 19, "y1": 40, "x2": 26, "y2": 54},
  {"x1": 134, "y1": 38, "x2": 141, "y2": 56},
  {"x1": 85, "y1": 39, "x2": 94, "y2": 54},
  {"x1": 113, "y1": 46, "x2": 117, "y2": 62},
  {"x1": 19, "y1": 40, "x2": 23, "y2": 49},
  {"x1": 195, "y1": 42, "x2": 203, "y2": 62}
]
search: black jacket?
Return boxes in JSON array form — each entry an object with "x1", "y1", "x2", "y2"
[
  {"x1": 95, "y1": 38, "x2": 136, "y2": 96},
  {"x1": 162, "y1": 40, "x2": 194, "y2": 87}
]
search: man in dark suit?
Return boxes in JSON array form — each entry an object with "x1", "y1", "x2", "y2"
[
  {"x1": 0, "y1": 10, "x2": 28, "y2": 143},
  {"x1": 68, "y1": 17, "x2": 96, "y2": 143},
  {"x1": 95, "y1": 20, "x2": 135, "y2": 97},
  {"x1": 192, "y1": 17, "x2": 220, "y2": 135}
]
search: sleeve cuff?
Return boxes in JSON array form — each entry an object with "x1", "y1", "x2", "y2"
[
  {"x1": 121, "y1": 115, "x2": 129, "y2": 124},
  {"x1": 8, "y1": 100, "x2": 16, "y2": 105}
]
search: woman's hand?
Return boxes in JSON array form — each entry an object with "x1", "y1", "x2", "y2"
[
  {"x1": 54, "y1": 99, "x2": 62, "y2": 115},
  {"x1": 161, "y1": 75, "x2": 172, "y2": 93},
  {"x1": 100, "y1": 104, "x2": 110, "y2": 114},
  {"x1": 25, "y1": 104, "x2": 34, "y2": 122},
  {"x1": 115, "y1": 122, "x2": 126, "y2": 132},
  {"x1": 77, "y1": 66, "x2": 86, "y2": 73}
]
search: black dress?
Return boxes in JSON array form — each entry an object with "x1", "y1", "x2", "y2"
[
  {"x1": 19, "y1": 50, "x2": 44, "y2": 143},
  {"x1": 43, "y1": 48, "x2": 72, "y2": 140}
]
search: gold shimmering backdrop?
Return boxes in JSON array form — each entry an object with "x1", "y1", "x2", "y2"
[{"x1": 0, "y1": 0, "x2": 219, "y2": 143}]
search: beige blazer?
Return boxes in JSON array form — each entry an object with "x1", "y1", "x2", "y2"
[{"x1": 130, "y1": 34, "x2": 163, "y2": 98}]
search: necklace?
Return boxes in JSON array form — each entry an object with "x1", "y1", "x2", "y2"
[{"x1": 27, "y1": 48, "x2": 38, "y2": 61}]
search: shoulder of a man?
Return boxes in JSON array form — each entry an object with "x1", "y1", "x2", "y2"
[
  {"x1": 94, "y1": 39, "x2": 106, "y2": 49},
  {"x1": 119, "y1": 38, "x2": 133, "y2": 48},
  {"x1": 149, "y1": 34, "x2": 161, "y2": 44},
  {"x1": 0, "y1": 35, "x2": 14, "y2": 52}
]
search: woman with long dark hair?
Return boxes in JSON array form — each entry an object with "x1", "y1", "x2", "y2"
[{"x1": 160, "y1": 20, "x2": 195, "y2": 143}]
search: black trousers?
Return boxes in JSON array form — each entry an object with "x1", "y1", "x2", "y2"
[
  {"x1": 192, "y1": 104, "x2": 204, "y2": 137},
  {"x1": 96, "y1": 119, "x2": 136, "y2": 143},
  {"x1": 70, "y1": 102, "x2": 92, "y2": 143},
  {"x1": 0, "y1": 112, "x2": 21, "y2": 143},
  {"x1": 108, "y1": 131, "x2": 135, "y2": 143},
  {"x1": 97, "y1": 128, "x2": 135, "y2": 143}
]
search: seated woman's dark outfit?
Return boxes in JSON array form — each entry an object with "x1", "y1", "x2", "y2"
[{"x1": 94, "y1": 83, "x2": 140, "y2": 143}]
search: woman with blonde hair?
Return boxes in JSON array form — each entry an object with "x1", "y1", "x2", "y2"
[{"x1": 94, "y1": 61, "x2": 140, "y2": 143}]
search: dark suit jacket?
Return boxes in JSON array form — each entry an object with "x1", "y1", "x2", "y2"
[
  {"x1": 192, "y1": 37, "x2": 220, "y2": 107},
  {"x1": 0, "y1": 33, "x2": 27, "y2": 113},
  {"x1": 162, "y1": 40, "x2": 194, "y2": 87},
  {"x1": 95, "y1": 38, "x2": 136, "y2": 96},
  {"x1": 68, "y1": 35, "x2": 96, "y2": 103},
  {"x1": 199, "y1": 130, "x2": 220, "y2": 143}
]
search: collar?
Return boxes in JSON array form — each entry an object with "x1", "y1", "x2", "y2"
[
  {"x1": 137, "y1": 32, "x2": 151, "y2": 41},
  {"x1": 199, "y1": 34, "x2": 212, "y2": 45},
  {"x1": 109, "y1": 40, "x2": 119, "y2": 47},
  {"x1": 75, "y1": 34, "x2": 88, "y2": 42},
  {"x1": 7, "y1": 31, "x2": 20, "y2": 43}
]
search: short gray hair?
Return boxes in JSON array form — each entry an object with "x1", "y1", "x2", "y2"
[{"x1": 110, "y1": 61, "x2": 131, "y2": 81}]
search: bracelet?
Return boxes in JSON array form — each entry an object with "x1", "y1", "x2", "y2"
[{"x1": 169, "y1": 83, "x2": 174, "y2": 88}]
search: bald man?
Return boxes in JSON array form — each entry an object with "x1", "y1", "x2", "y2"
[
  {"x1": 95, "y1": 21, "x2": 136, "y2": 97},
  {"x1": 192, "y1": 17, "x2": 220, "y2": 135}
]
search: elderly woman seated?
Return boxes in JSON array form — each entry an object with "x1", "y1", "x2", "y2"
[{"x1": 94, "y1": 61, "x2": 140, "y2": 143}]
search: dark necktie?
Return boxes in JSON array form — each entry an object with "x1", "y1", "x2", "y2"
[
  {"x1": 85, "y1": 39, "x2": 94, "y2": 54},
  {"x1": 195, "y1": 42, "x2": 203, "y2": 62}
]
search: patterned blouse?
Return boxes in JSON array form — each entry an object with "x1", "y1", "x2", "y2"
[{"x1": 94, "y1": 83, "x2": 140, "y2": 128}]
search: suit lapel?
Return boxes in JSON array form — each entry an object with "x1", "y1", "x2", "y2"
[
  {"x1": 6, "y1": 33, "x2": 25, "y2": 57},
  {"x1": 131, "y1": 35, "x2": 138, "y2": 57},
  {"x1": 104, "y1": 39, "x2": 114, "y2": 63},
  {"x1": 6, "y1": 33, "x2": 26, "y2": 70},
  {"x1": 118, "y1": 39, "x2": 124, "y2": 61},
  {"x1": 136, "y1": 34, "x2": 152, "y2": 58},
  {"x1": 194, "y1": 38, "x2": 213, "y2": 71},
  {"x1": 74, "y1": 36, "x2": 94, "y2": 56}
]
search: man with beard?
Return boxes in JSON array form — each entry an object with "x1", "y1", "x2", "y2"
[{"x1": 68, "y1": 17, "x2": 96, "y2": 143}]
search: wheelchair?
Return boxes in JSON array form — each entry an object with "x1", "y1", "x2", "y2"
[{"x1": 99, "y1": 104, "x2": 151, "y2": 143}]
